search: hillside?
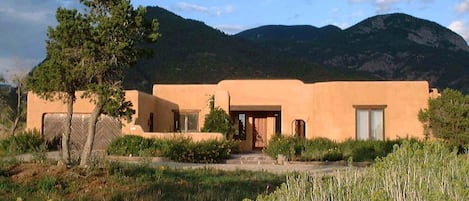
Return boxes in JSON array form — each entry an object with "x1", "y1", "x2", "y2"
[
  {"x1": 236, "y1": 13, "x2": 469, "y2": 92},
  {"x1": 123, "y1": 7, "x2": 372, "y2": 92},
  {"x1": 235, "y1": 25, "x2": 342, "y2": 42}
]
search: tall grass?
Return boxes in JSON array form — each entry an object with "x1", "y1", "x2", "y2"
[{"x1": 253, "y1": 141, "x2": 469, "y2": 201}]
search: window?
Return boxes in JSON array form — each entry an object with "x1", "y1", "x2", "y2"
[
  {"x1": 236, "y1": 113, "x2": 247, "y2": 140},
  {"x1": 274, "y1": 112, "x2": 281, "y2": 135},
  {"x1": 355, "y1": 106, "x2": 385, "y2": 140},
  {"x1": 174, "y1": 111, "x2": 199, "y2": 132},
  {"x1": 294, "y1": 119, "x2": 306, "y2": 138}
]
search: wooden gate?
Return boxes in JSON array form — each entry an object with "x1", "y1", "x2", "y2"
[{"x1": 43, "y1": 113, "x2": 122, "y2": 150}]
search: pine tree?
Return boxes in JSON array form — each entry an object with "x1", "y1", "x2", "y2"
[
  {"x1": 27, "y1": 8, "x2": 90, "y2": 165},
  {"x1": 419, "y1": 89, "x2": 469, "y2": 149},
  {"x1": 78, "y1": 0, "x2": 159, "y2": 167}
]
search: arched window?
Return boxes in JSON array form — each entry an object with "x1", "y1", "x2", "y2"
[{"x1": 294, "y1": 119, "x2": 306, "y2": 138}]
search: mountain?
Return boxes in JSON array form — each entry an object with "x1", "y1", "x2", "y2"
[
  {"x1": 124, "y1": 7, "x2": 372, "y2": 92},
  {"x1": 235, "y1": 25, "x2": 341, "y2": 42},
  {"x1": 236, "y1": 13, "x2": 469, "y2": 92}
]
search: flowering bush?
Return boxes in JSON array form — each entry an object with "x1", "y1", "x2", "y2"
[{"x1": 107, "y1": 135, "x2": 239, "y2": 163}]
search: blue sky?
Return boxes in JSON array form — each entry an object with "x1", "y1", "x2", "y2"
[
  {"x1": 132, "y1": 0, "x2": 469, "y2": 36},
  {"x1": 0, "y1": 0, "x2": 468, "y2": 82}
]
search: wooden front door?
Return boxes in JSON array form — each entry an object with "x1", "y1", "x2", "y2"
[{"x1": 253, "y1": 114, "x2": 267, "y2": 149}]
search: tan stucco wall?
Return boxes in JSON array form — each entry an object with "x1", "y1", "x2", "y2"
[
  {"x1": 27, "y1": 91, "x2": 99, "y2": 133},
  {"x1": 152, "y1": 84, "x2": 216, "y2": 132},
  {"x1": 121, "y1": 90, "x2": 159, "y2": 134},
  {"x1": 27, "y1": 89, "x2": 222, "y2": 143},
  {"x1": 152, "y1": 80, "x2": 431, "y2": 148},
  {"x1": 218, "y1": 79, "x2": 313, "y2": 135},
  {"x1": 27, "y1": 79, "x2": 431, "y2": 151},
  {"x1": 308, "y1": 81, "x2": 429, "y2": 141},
  {"x1": 26, "y1": 91, "x2": 155, "y2": 135}
]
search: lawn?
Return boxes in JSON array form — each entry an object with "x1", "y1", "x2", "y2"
[{"x1": 0, "y1": 160, "x2": 285, "y2": 201}]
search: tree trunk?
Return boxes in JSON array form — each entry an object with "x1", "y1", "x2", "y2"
[
  {"x1": 62, "y1": 95, "x2": 74, "y2": 165},
  {"x1": 9, "y1": 81, "x2": 22, "y2": 136},
  {"x1": 79, "y1": 101, "x2": 103, "y2": 167},
  {"x1": 9, "y1": 117, "x2": 19, "y2": 137}
]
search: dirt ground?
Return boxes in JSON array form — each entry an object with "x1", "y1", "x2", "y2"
[
  {"x1": 1, "y1": 152, "x2": 362, "y2": 200},
  {"x1": 4, "y1": 163, "x2": 120, "y2": 200}
]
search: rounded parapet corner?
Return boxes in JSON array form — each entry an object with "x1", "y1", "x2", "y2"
[{"x1": 429, "y1": 88, "x2": 440, "y2": 98}]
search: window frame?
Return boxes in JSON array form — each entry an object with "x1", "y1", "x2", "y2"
[
  {"x1": 353, "y1": 105, "x2": 387, "y2": 141},
  {"x1": 173, "y1": 110, "x2": 200, "y2": 132}
]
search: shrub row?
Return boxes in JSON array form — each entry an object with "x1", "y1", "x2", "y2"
[
  {"x1": 107, "y1": 135, "x2": 239, "y2": 163},
  {"x1": 263, "y1": 136, "x2": 419, "y2": 162},
  {"x1": 253, "y1": 141, "x2": 468, "y2": 201},
  {"x1": 0, "y1": 129, "x2": 57, "y2": 155}
]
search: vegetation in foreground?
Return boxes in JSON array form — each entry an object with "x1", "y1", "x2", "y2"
[
  {"x1": 263, "y1": 135, "x2": 417, "y2": 162},
  {"x1": 419, "y1": 88, "x2": 469, "y2": 150},
  {"x1": 107, "y1": 135, "x2": 239, "y2": 163},
  {"x1": 0, "y1": 129, "x2": 57, "y2": 157},
  {"x1": 253, "y1": 141, "x2": 469, "y2": 201},
  {"x1": 0, "y1": 160, "x2": 284, "y2": 201}
]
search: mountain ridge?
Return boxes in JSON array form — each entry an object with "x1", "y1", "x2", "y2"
[
  {"x1": 30, "y1": 6, "x2": 463, "y2": 93},
  {"x1": 123, "y1": 6, "x2": 373, "y2": 92},
  {"x1": 235, "y1": 12, "x2": 469, "y2": 92}
]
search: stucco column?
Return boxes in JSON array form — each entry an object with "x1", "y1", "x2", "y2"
[{"x1": 214, "y1": 90, "x2": 230, "y2": 112}]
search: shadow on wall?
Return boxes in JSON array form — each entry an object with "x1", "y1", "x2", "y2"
[{"x1": 152, "y1": 96, "x2": 179, "y2": 132}]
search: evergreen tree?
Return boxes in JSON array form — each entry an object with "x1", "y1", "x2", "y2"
[
  {"x1": 419, "y1": 89, "x2": 469, "y2": 148},
  {"x1": 78, "y1": 0, "x2": 159, "y2": 167},
  {"x1": 27, "y1": 8, "x2": 90, "y2": 165},
  {"x1": 28, "y1": 0, "x2": 159, "y2": 167}
]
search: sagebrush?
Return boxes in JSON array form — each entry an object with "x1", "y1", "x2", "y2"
[{"x1": 254, "y1": 141, "x2": 469, "y2": 201}]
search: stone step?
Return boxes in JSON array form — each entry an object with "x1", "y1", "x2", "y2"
[{"x1": 225, "y1": 153, "x2": 277, "y2": 164}]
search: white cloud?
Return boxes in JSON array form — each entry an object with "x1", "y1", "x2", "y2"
[
  {"x1": 215, "y1": 24, "x2": 245, "y2": 34},
  {"x1": 448, "y1": 20, "x2": 469, "y2": 42},
  {"x1": 349, "y1": 0, "x2": 370, "y2": 3},
  {"x1": 333, "y1": 22, "x2": 351, "y2": 29},
  {"x1": 0, "y1": 7, "x2": 53, "y2": 23},
  {"x1": 455, "y1": 0, "x2": 469, "y2": 13},
  {"x1": 0, "y1": 0, "x2": 82, "y2": 83},
  {"x1": 375, "y1": 0, "x2": 400, "y2": 13},
  {"x1": 177, "y1": 2, "x2": 209, "y2": 12},
  {"x1": 0, "y1": 57, "x2": 40, "y2": 83},
  {"x1": 349, "y1": 0, "x2": 434, "y2": 14},
  {"x1": 176, "y1": 2, "x2": 233, "y2": 16}
]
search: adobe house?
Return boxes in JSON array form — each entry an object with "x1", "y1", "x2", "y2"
[{"x1": 27, "y1": 80, "x2": 437, "y2": 151}]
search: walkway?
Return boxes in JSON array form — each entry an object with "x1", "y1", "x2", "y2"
[{"x1": 3, "y1": 151, "x2": 364, "y2": 174}]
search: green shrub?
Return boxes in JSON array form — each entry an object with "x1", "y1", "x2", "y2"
[
  {"x1": 339, "y1": 139, "x2": 404, "y2": 162},
  {"x1": 264, "y1": 136, "x2": 410, "y2": 162},
  {"x1": 263, "y1": 136, "x2": 296, "y2": 160},
  {"x1": 201, "y1": 107, "x2": 235, "y2": 139},
  {"x1": 300, "y1": 137, "x2": 342, "y2": 161},
  {"x1": 0, "y1": 129, "x2": 47, "y2": 155},
  {"x1": 107, "y1": 135, "x2": 239, "y2": 163},
  {"x1": 165, "y1": 138, "x2": 238, "y2": 163},
  {"x1": 107, "y1": 135, "x2": 159, "y2": 157},
  {"x1": 253, "y1": 141, "x2": 469, "y2": 201}
]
